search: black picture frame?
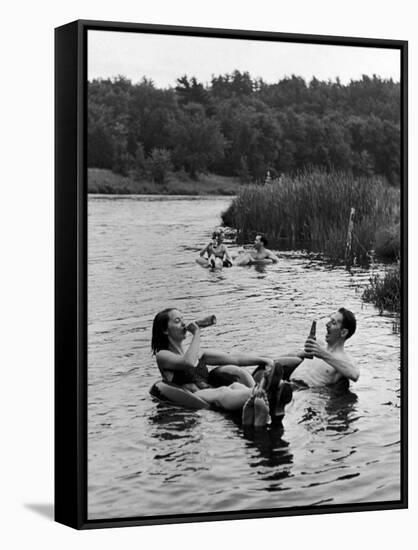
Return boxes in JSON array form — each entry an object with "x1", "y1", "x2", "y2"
[{"x1": 55, "y1": 19, "x2": 408, "y2": 530}]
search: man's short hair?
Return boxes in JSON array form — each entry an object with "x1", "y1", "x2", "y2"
[
  {"x1": 338, "y1": 308, "x2": 356, "y2": 339},
  {"x1": 259, "y1": 235, "x2": 268, "y2": 247}
]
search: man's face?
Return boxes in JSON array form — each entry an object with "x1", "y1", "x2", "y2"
[
  {"x1": 254, "y1": 235, "x2": 262, "y2": 250},
  {"x1": 325, "y1": 311, "x2": 346, "y2": 344}
]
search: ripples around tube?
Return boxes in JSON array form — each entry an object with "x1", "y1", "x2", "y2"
[{"x1": 87, "y1": 195, "x2": 401, "y2": 520}]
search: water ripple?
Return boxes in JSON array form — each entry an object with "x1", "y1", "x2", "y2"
[{"x1": 87, "y1": 195, "x2": 401, "y2": 520}]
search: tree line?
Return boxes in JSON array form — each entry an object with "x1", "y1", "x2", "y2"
[{"x1": 88, "y1": 71, "x2": 400, "y2": 184}]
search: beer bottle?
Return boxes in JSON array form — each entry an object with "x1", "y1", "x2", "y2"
[
  {"x1": 195, "y1": 315, "x2": 217, "y2": 328},
  {"x1": 304, "y1": 320, "x2": 316, "y2": 359}
]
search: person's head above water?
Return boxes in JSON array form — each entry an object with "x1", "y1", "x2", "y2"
[
  {"x1": 212, "y1": 229, "x2": 224, "y2": 244},
  {"x1": 254, "y1": 234, "x2": 268, "y2": 250},
  {"x1": 151, "y1": 308, "x2": 187, "y2": 354},
  {"x1": 325, "y1": 308, "x2": 356, "y2": 345}
]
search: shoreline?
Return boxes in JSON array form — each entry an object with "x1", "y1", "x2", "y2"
[{"x1": 88, "y1": 168, "x2": 242, "y2": 196}]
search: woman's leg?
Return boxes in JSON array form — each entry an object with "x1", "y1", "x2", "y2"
[
  {"x1": 214, "y1": 257, "x2": 223, "y2": 269},
  {"x1": 242, "y1": 394, "x2": 255, "y2": 425},
  {"x1": 195, "y1": 386, "x2": 251, "y2": 411},
  {"x1": 208, "y1": 253, "x2": 216, "y2": 268},
  {"x1": 196, "y1": 257, "x2": 209, "y2": 267},
  {"x1": 254, "y1": 394, "x2": 270, "y2": 427}
]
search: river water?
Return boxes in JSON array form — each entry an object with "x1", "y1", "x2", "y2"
[{"x1": 87, "y1": 195, "x2": 401, "y2": 520}]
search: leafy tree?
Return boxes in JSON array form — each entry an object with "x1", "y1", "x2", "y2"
[
  {"x1": 87, "y1": 72, "x2": 400, "y2": 184},
  {"x1": 168, "y1": 107, "x2": 226, "y2": 178},
  {"x1": 146, "y1": 148, "x2": 173, "y2": 184}
]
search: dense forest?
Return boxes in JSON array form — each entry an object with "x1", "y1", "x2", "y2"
[{"x1": 88, "y1": 71, "x2": 400, "y2": 185}]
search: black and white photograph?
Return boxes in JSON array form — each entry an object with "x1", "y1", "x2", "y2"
[{"x1": 85, "y1": 25, "x2": 405, "y2": 523}]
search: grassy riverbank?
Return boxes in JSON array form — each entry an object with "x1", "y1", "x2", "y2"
[
  {"x1": 221, "y1": 169, "x2": 400, "y2": 265},
  {"x1": 362, "y1": 263, "x2": 401, "y2": 313},
  {"x1": 88, "y1": 168, "x2": 241, "y2": 195}
]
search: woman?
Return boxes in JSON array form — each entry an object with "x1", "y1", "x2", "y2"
[
  {"x1": 151, "y1": 308, "x2": 281, "y2": 426},
  {"x1": 198, "y1": 230, "x2": 233, "y2": 269}
]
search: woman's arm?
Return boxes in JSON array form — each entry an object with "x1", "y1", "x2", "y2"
[
  {"x1": 199, "y1": 244, "x2": 209, "y2": 257},
  {"x1": 157, "y1": 324, "x2": 201, "y2": 371},
  {"x1": 202, "y1": 349, "x2": 273, "y2": 368},
  {"x1": 183, "y1": 323, "x2": 201, "y2": 366}
]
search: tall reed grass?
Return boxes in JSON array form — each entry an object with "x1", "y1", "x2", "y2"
[
  {"x1": 222, "y1": 169, "x2": 399, "y2": 264},
  {"x1": 362, "y1": 263, "x2": 401, "y2": 313}
]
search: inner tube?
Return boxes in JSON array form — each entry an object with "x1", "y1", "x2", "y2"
[
  {"x1": 207, "y1": 365, "x2": 251, "y2": 387},
  {"x1": 248, "y1": 258, "x2": 273, "y2": 265},
  {"x1": 149, "y1": 365, "x2": 254, "y2": 409},
  {"x1": 195, "y1": 257, "x2": 223, "y2": 270},
  {"x1": 234, "y1": 253, "x2": 273, "y2": 266},
  {"x1": 150, "y1": 380, "x2": 210, "y2": 410}
]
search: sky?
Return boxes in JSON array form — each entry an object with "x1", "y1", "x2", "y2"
[{"x1": 88, "y1": 30, "x2": 401, "y2": 87}]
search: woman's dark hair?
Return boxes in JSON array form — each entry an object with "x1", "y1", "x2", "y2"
[
  {"x1": 151, "y1": 308, "x2": 175, "y2": 354},
  {"x1": 338, "y1": 307, "x2": 356, "y2": 339}
]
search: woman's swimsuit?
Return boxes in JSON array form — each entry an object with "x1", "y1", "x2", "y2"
[
  {"x1": 171, "y1": 356, "x2": 211, "y2": 389},
  {"x1": 207, "y1": 243, "x2": 227, "y2": 259}
]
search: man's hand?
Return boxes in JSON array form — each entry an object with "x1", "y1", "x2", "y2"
[{"x1": 304, "y1": 337, "x2": 325, "y2": 359}]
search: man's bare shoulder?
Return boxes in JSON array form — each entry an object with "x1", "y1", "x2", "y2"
[{"x1": 330, "y1": 347, "x2": 351, "y2": 359}]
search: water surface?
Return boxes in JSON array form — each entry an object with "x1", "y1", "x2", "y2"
[{"x1": 88, "y1": 195, "x2": 401, "y2": 519}]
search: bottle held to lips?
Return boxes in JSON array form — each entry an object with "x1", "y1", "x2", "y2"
[
  {"x1": 304, "y1": 320, "x2": 316, "y2": 359},
  {"x1": 195, "y1": 315, "x2": 217, "y2": 328}
]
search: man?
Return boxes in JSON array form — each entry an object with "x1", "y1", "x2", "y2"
[
  {"x1": 235, "y1": 234, "x2": 279, "y2": 265},
  {"x1": 277, "y1": 308, "x2": 359, "y2": 387},
  {"x1": 249, "y1": 308, "x2": 358, "y2": 424}
]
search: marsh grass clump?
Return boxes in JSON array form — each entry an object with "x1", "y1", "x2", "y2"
[
  {"x1": 221, "y1": 168, "x2": 399, "y2": 264},
  {"x1": 374, "y1": 223, "x2": 400, "y2": 260},
  {"x1": 362, "y1": 263, "x2": 401, "y2": 313}
]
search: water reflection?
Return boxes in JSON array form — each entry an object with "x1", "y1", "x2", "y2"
[
  {"x1": 148, "y1": 403, "x2": 201, "y2": 440},
  {"x1": 88, "y1": 196, "x2": 401, "y2": 519},
  {"x1": 297, "y1": 387, "x2": 358, "y2": 437},
  {"x1": 325, "y1": 389, "x2": 359, "y2": 434},
  {"x1": 242, "y1": 423, "x2": 293, "y2": 473}
]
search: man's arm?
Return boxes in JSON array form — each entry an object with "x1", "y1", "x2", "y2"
[
  {"x1": 304, "y1": 338, "x2": 359, "y2": 382},
  {"x1": 266, "y1": 249, "x2": 279, "y2": 263}
]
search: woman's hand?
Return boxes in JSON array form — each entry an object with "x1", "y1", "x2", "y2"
[{"x1": 186, "y1": 321, "x2": 200, "y2": 335}]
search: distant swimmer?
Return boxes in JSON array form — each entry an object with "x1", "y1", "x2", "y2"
[
  {"x1": 271, "y1": 308, "x2": 359, "y2": 388},
  {"x1": 235, "y1": 234, "x2": 279, "y2": 266},
  {"x1": 197, "y1": 229, "x2": 233, "y2": 269}
]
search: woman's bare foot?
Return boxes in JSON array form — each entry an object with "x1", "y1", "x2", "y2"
[
  {"x1": 242, "y1": 394, "x2": 255, "y2": 425},
  {"x1": 254, "y1": 391, "x2": 270, "y2": 428}
]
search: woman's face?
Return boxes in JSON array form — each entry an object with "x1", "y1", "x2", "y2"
[
  {"x1": 165, "y1": 309, "x2": 187, "y2": 342},
  {"x1": 213, "y1": 233, "x2": 223, "y2": 245}
]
